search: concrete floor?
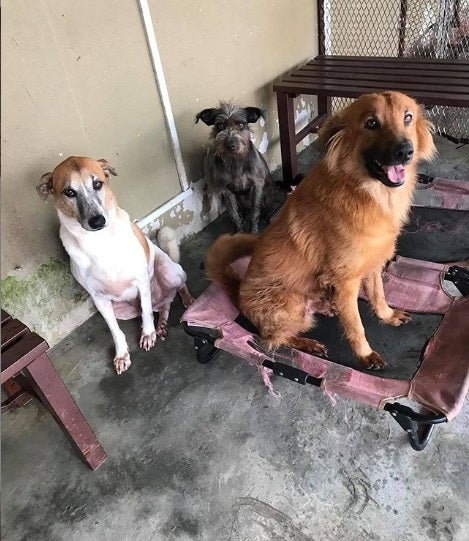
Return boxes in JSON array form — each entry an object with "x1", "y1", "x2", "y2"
[{"x1": 2, "y1": 136, "x2": 469, "y2": 541}]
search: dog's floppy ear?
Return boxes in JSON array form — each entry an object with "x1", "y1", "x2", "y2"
[
  {"x1": 415, "y1": 107, "x2": 437, "y2": 161},
  {"x1": 195, "y1": 108, "x2": 218, "y2": 126},
  {"x1": 318, "y1": 113, "x2": 347, "y2": 171},
  {"x1": 97, "y1": 158, "x2": 117, "y2": 178},
  {"x1": 318, "y1": 113, "x2": 346, "y2": 151},
  {"x1": 244, "y1": 107, "x2": 265, "y2": 124},
  {"x1": 36, "y1": 172, "x2": 54, "y2": 200}
]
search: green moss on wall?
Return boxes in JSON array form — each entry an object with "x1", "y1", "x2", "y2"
[{"x1": 1, "y1": 258, "x2": 89, "y2": 341}]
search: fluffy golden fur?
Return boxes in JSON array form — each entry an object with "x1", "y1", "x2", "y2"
[{"x1": 206, "y1": 91, "x2": 435, "y2": 369}]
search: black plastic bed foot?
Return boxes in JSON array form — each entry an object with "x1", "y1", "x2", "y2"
[
  {"x1": 417, "y1": 173, "x2": 435, "y2": 184},
  {"x1": 181, "y1": 322, "x2": 219, "y2": 364},
  {"x1": 384, "y1": 402, "x2": 446, "y2": 451},
  {"x1": 193, "y1": 336, "x2": 219, "y2": 364}
]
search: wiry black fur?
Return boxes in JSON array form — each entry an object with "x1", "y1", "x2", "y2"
[{"x1": 196, "y1": 102, "x2": 283, "y2": 233}]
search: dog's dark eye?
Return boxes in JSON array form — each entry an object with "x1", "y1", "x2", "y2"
[
  {"x1": 63, "y1": 187, "x2": 76, "y2": 198},
  {"x1": 404, "y1": 113, "x2": 413, "y2": 125},
  {"x1": 93, "y1": 180, "x2": 103, "y2": 190},
  {"x1": 216, "y1": 123, "x2": 226, "y2": 131},
  {"x1": 365, "y1": 118, "x2": 379, "y2": 130},
  {"x1": 237, "y1": 122, "x2": 245, "y2": 130}
]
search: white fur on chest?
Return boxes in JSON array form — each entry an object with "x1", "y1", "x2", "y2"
[{"x1": 59, "y1": 209, "x2": 152, "y2": 301}]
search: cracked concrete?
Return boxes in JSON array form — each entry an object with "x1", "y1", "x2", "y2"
[{"x1": 1, "y1": 136, "x2": 468, "y2": 541}]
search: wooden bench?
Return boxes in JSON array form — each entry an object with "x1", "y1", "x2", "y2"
[
  {"x1": 1, "y1": 309, "x2": 107, "y2": 470},
  {"x1": 273, "y1": 55, "x2": 469, "y2": 183}
]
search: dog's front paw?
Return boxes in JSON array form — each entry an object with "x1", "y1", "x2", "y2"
[
  {"x1": 381, "y1": 309, "x2": 411, "y2": 327},
  {"x1": 114, "y1": 352, "x2": 131, "y2": 374},
  {"x1": 358, "y1": 351, "x2": 387, "y2": 370},
  {"x1": 139, "y1": 330, "x2": 157, "y2": 351}
]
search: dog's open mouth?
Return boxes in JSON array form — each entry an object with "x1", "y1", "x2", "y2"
[{"x1": 367, "y1": 159, "x2": 406, "y2": 188}]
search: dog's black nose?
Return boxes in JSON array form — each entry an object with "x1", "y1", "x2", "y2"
[
  {"x1": 88, "y1": 214, "x2": 106, "y2": 230},
  {"x1": 226, "y1": 140, "x2": 237, "y2": 151},
  {"x1": 393, "y1": 139, "x2": 414, "y2": 163}
]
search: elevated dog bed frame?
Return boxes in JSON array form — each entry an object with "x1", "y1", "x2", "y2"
[{"x1": 182, "y1": 177, "x2": 469, "y2": 450}]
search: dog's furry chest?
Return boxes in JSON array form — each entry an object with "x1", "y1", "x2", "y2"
[
  {"x1": 60, "y1": 222, "x2": 151, "y2": 301},
  {"x1": 208, "y1": 150, "x2": 267, "y2": 194}
]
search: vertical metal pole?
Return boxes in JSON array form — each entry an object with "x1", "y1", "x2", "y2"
[
  {"x1": 138, "y1": 0, "x2": 189, "y2": 191},
  {"x1": 317, "y1": 0, "x2": 326, "y2": 55},
  {"x1": 277, "y1": 92, "x2": 298, "y2": 183},
  {"x1": 398, "y1": 0, "x2": 408, "y2": 57},
  {"x1": 435, "y1": 0, "x2": 453, "y2": 59}
]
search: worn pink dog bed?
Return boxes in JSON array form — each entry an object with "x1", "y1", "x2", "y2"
[{"x1": 182, "y1": 177, "x2": 469, "y2": 450}]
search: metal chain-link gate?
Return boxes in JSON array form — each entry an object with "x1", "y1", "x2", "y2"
[{"x1": 319, "y1": 0, "x2": 468, "y2": 142}]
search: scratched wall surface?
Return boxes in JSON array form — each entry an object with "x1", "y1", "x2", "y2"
[{"x1": 1, "y1": 0, "x2": 318, "y2": 345}]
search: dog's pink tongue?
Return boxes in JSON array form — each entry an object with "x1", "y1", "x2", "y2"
[{"x1": 383, "y1": 165, "x2": 405, "y2": 184}]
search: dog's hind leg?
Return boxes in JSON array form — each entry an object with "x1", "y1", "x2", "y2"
[
  {"x1": 284, "y1": 336, "x2": 327, "y2": 356},
  {"x1": 246, "y1": 289, "x2": 327, "y2": 356},
  {"x1": 363, "y1": 266, "x2": 411, "y2": 326},
  {"x1": 155, "y1": 305, "x2": 170, "y2": 340},
  {"x1": 178, "y1": 284, "x2": 194, "y2": 307},
  {"x1": 92, "y1": 296, "x2": 131, "y2": 374}
]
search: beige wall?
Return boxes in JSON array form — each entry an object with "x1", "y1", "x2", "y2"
[
  {"x1": 152, "y1": 0, "x2": 318, "y2": 179},
  {"x1": 1, "y1": 0, "x2": 318, "y2": 344},
  {"x1": 2, "y1": 0, "x2": 181, "y2": 278}
]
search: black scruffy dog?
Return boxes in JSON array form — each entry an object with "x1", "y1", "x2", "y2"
[{"x1": 196, "y1": 102, "x2": 283, "y2": 233}]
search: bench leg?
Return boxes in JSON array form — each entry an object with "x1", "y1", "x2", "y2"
[
  {"x1": 318, "y1": 95, "x2": 332, "y2": 118},
  {"x1": 1, "y1": 378, "x2": 33, "y2": 411},
  {"x1": 23, "y1": 353, "x2": 107, "y2": 470},
  {"x1": 276, "y1": 91, "x2": 297, "y2": 185}
]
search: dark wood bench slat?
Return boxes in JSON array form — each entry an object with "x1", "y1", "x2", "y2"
[
  {"x1": 1, "y1": 310, "x2": 12, "y2": 325},
  {"x1": 273, "y1": 82, "x2": 468, "y2": 107},
  {"x1": 1, "y1": 319, "x2": 30, "y2": 351},
  {"x1": 312, "y1": 54, "x2": 469, "y2": 66},
  {"x1": 1, "y1": 333, "x2": 49, "y2": 383},
  {"x1": 307, "y1": 60, "x2": 469, "y2": 72},
  {"x1": 299, "y1": 64, "x2": 469, "y2": 77},
  {"x1": 287, "y1": 73, "x2": 469, "y2": 88}
]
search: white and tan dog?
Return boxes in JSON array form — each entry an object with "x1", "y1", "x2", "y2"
[{"x1": 37, "y1": 156, "x2": 193, "y2": 374}]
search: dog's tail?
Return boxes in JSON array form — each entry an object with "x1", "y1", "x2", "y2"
[
  {"x1": 206, "y1": 233, "x2": 257, "y2": 305},
  {"x1": 157, "y1": 226, "x2": 180, "y2": 263}
]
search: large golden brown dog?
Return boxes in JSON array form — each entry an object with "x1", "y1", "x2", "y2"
[{"x1": 206, "y1": 91, "x2": 435, "y2": 369}]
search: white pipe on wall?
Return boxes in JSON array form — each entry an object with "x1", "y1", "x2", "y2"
[{"x1": 138, "y1": 0, "x2": 190, "y2": 192}]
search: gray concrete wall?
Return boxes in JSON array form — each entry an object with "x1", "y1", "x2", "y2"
[{"x1": 1, "y1": 0, "x2": 318, "y2": 344}]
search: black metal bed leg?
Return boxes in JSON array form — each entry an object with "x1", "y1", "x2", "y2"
[
  {"x1": 384, "y1": 402, "x2": 446, "y2": 451},
  {"x1": 193, "y1": 335, "x2": 219, "y2": 364},
  {"x1": 182, "y1": 322, "x2": 219, "y2": 364},
  {"x1": 407, "y1": 423, "x2": 437, "y2": 452}
]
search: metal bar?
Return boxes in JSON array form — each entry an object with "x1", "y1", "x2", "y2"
[
  {"x1": 138, "y1": 0, "x2": 189, "y2": 192},
  {"x1": 317, "y1": 0, "x2": 326, "y2": 55},
  {"x1": 262, "y1": 359, "x2": 322, "y2": 387},
  {"x1": 294, "y1": 113, "x2": 327, "y2": 144},
  {"x1": 398, "y1": 0, "x2": 408, "y2": 57},
  {"x1": 276, "y1": 92, "x2": 298, "y2": 184}
]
